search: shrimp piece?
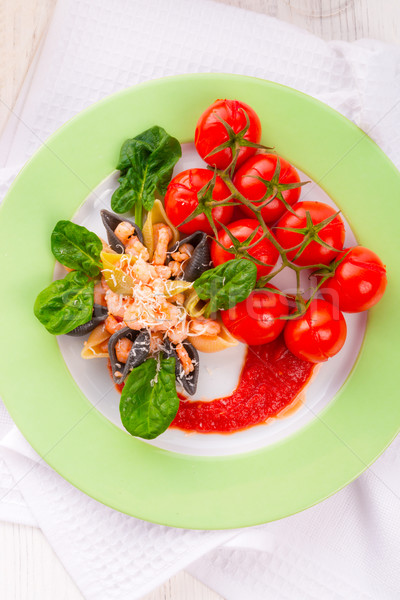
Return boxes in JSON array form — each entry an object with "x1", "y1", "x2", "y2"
[
  {"x1": 167, "y1": 319, "x2": 189, "y2": 344},
  {"x1": 115, "y1": 338, "x2": 133, "y2": 363},
  {"x1": 94, "y1": 281, "x2": 107, "y2": 306},
  {"x1": 125, "y1": 236, "x2": 150, "y2": 261},
  {"x1": 169, "y1": 261, "x2": 183, "y2": 278},
  {"x1": 105, "y1": 315, "x2": 126, "y2": 335},
  {"x1": 152, "y1": 300, "x2": 182, "y2": 332},
  {"x1": 149, "y1": 331, "x2": 164, "y2": 353},
  {"x1": 105, "y1": 289, "x2": 133, "y2": 319},
  {"x1": 176, "y1": 343, "x2": 194, "y2": 375},
  {"x1": 171, "y1": 243, "x2": 194, "y2": 262},
  {"x1": 151, "y1": 278, "x2": 166, "y2": 296},
  {"x1": 129, "y1": 258, "x2": 156, "y2": 284},
  {"x1": 153, "y1": 265, "x2": 172, "y2": 280},
  {"x1": 124, "y1": 303, "x2": 146, "y2": 330},
  {"x1": 189, "y1": 317, "x2": 221, "y2": 337},
  {"x1": 168, "y1": 293, "x2": 185, "y2": 305},
  {"x1": 114, "y1": 221, "x2": 136, "y2": 245},
  {"x1": 99, "y1": 340, "x2": 110, "y2": 353},
  {"x1": 152, "y1": 223, "x2": 173, "y2": 265}
]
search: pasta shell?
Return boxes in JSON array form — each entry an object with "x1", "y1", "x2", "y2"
[
  {"x1": 108, "y1": 327, "x2": 150, "y2": 384},
  {"x1": 100, "y1": 210, "x2": 144, "y2": 253},
  {"x1": 81, "y1": 322, "x2": 111, "y2": 359},
  {"x1": 184, "y1": 290, "x2": 207, "y2": 318},
  {"x1": 167, "y1": 232, "x2": 210, "y2": 282},
  {"x1": 188, "y1": 323, "x2": 238, "y2": 353},
  {"x1": 142, "y1": 199, "x2": 179, "y2": 260},
  {"x1": 100, "y1": 251, "x2": 136, "y2": 295}
]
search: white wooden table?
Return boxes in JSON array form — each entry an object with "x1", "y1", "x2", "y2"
[{"x1": 0, "y1": 1, "x2": 399, "y2": 598}]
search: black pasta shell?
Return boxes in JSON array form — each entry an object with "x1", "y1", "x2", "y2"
[
  {"x1": 167, "y1": 232, "x2": 211, "y2": 282},
  {"x1": 108, "y1": 327, "x2": 150, "y2": 385},
  {"x1": 66, "y1": 304, "x2": 108, "y2": 337},
  {"x1": 100, "y1": 209, "x2": 144, "y2": 254},
  {"x1": 163, "y1": 338, "x2": 199, "y2": 396}
]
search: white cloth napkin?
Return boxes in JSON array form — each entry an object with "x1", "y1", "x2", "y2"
[{"x1": 1, "y1": 0, "x2": 400, "y2": 598}]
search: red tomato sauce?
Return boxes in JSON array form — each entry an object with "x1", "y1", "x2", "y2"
[{"x1": 171, "y1": 335, "x2": 315, "y2": 433}]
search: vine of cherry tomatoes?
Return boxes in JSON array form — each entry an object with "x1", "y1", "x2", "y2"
[{"x1": 164, "y1": 98, "x2": 387, "y2": 364}]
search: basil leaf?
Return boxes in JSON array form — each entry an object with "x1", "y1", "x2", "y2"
[
  {"x1": 194, "y1": 259, "x2": 257, "y2": 314},
  {"x1": 111, "y1": 126, "x2": 181, "y2": 214},
  {"x1": 34, "y1": 271, "x2": 94, "y2": 335},
  {"x1": 120, "y1": 356, "x2": 179, "y2": 440},
  {"x1": 51, "y1": 221, "x2": 102, "y2": 277}
]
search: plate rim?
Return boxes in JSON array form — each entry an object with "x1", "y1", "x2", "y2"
[{"x1": 1, "y1": 73, "x2": 399, "y2": 529}]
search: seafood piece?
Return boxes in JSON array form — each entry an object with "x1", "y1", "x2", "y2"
[
  {"x1": 105, "y1": 289, "x2": 133, "y2": 319},
  {"x1": 142, "y1": 199, "x2": 179, "y2": 260},
  {"x1": 124, "y1": 236, "x2": 150, "y2": 261},
  {"x1": 100, "y1": 210, "x2": 144, "y2": 254},
  {"x1": 167, "y1": 232, "x2": 210, "y2": 282},
  {"x1": 170, "y1": 243, "x2": 194, "y2": 262},
  {"x1": 66, "y1": 304, "x2": 108, "y2": 337},
  {"x1": 188, "y1": 317, "x2": 221, "y2": 337},
  {"x1": 153, "y1": 223, "x2": 173, "y2": 265},
  {"x1": 149, "y1": 331, "x2": 164, "y2": 353},
  {"x1": 94, "y1": 281, "x2": 107, "y2": 306},
  {"x1": 115, "y1": 337, "x2": 133, "y2": 363},
  {"x1": 169, "y1": 261, "x2": 183, "y2": 278},
  {"x1": 104, "y1": 315, "x2": 126, "y2": 335},
  {"x1": 108, "y1": 327, "x2": 150, "y2": 384},
  {"x1": 163, "y1": 338, "x2": 199, "y2": 395}
]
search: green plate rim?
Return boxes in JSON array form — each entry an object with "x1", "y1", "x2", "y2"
[{"x1": 0, "y1": 73, "x2": 399, "y2": 529}]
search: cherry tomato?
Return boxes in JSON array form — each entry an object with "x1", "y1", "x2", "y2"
[
  {"x1": 164, "y1": 168, "x2": 233, "y2": 235},
  {"x1": 274, "y1": 201, "x2": 345, "y2": 266},
  {"x1": 221, "y1": 285, "x2": 288, "y2": 345},
  {"x1": 211, "y1": 219, "x2": 279, "y2": 278},
  {"x1": 233, "y1": 153, "x2": 302, "y2": 224},
  {"x1": 284, "y1": 299, "x2": 347, "y2": 363},
  {"x1": 195, "y1": 99, "x2": 262, "y2": 170},
  {"x1": 319, "y1": 246, "x2": 387, "y2": 313}
]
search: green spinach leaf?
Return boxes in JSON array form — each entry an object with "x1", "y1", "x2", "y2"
[
  {"x1": 34, "y1": 271, "x2": 94, "y2": 335},
  {"x1": 111, "y1": 126, "x2": 181, "y2": 217},
  {"x1": 120, "y1": 356, "x2": 179, "y2": 440},
  {"x1": 194, "y1": 259, "x2": 257, "y2": 315},
  {"x1": 51, "y1": 221, "x2": 102, "y2": 277}
]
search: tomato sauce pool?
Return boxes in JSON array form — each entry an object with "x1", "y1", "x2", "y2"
[
  {"x1": 171, "y1": 335, "x2": 315, "y2": 433},
  {"x1": 110, "y1": 335, "x2": 315, "y2": 434}
]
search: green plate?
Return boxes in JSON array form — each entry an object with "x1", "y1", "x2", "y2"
[{"x1": 0, "y1": 74, "x2": 399, "y2": 529}]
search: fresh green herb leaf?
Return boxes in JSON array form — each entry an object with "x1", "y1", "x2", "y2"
[
  {"x1": 111, "y1": 126, "x2": 181, "y2": 217},
  {"x1": 34, "y1": 271, "x2": 94, "y2": 335},
  {"x1": 120, "y1": 356, "x2": 179, "y2": 440},
  {"x1": 194, "y1": 259, "x2": 257, "y2": 315},
  {"x1": 51, "y1": 221, "x2": 102, "y2": 277}
]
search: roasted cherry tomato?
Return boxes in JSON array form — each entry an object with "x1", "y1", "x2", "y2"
[
  {"x1": 211, "y1": 218, "x2": 279, "y2": 278},
  {"x1": 233, "y1": 153, "x2": 302, "y2": 224},
  {"x1": 274, "y1": 201, "x2": 345, "y2": 266},
  {"x1": 284, "y1": 299, "x2": 347, "y2": 363},
  {"x1": 319, "y1": 246, "x2": 387, "y2": 313},
  {"x1": 221, "y1": 285, "x2": 288, "y2": 345},
  {"x1": 195, "y1": 99, "x2": 262, "y2": 170},
  {"x1": 164, "y1": 168, "x2": 233, "y2": 235}
]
